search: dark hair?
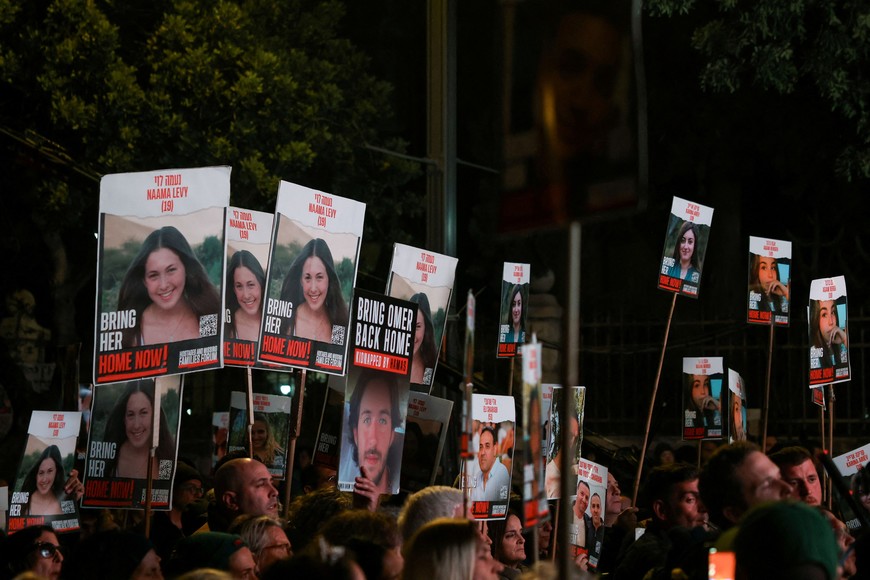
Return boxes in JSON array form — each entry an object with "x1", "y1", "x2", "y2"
[
  {"x1": 320, "y1": 509, "x2": 401, "y2": 551},
  {"x1": 409, "y1": 292, "x2": 437, "y2": 376},
  {"x1": 699, "y1": 441, "x2": 759, "y2": 530},
  {"x1": 769, "y1": 446, "x2": 814, "y2": 471},
  {"x1": 503, "y1": 284, "x2": 527, "y2": 333},
  {"x1": 809, "y1": 298, "x2": 839, "y2": 348},
  {"x1": 479, "y1": 426, "x2": 497, "y2": 448},
  {"x1": 225, "y1": 250, "x2": 266, "y2": 327},
  {"x1": 21, "y1": 445, "x2": 65, "y2": 514},
  {"x1": 0, "y1": 524, "x2": 55, "y2": 577},
  {"x1": 103, "y1": 379, "x2": 176, "y2": 476},
  {"x1": 285, "y1": 487, "x2": 352, "y2": 553},
  {"x1": 347, "y1": 369, "x2": 400, "y2": 465},
  {"x1": 671, "y1": 221, "x2": 701, "y2": 271},
  {"x1": 487, "y1": 505, "x2": 523, "y2": 563},
  {"x1": 280, "y1": 238, "x2": 349, "y2": 336},
  {"x1": 748, "y1": 254, "x2": 784, "y2": 311},
  {"x1": 643, "y1": 463, "x2": 699, "y2": 520},
  {"x1": 117, "y1": 225, "x2": 221, "y2": 347}
]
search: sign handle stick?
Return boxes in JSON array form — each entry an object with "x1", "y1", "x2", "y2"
[
  {"x1": 761, "y1": 323, "x2": 775, "y2": 453},
  {"x1": 827, "y1": 383, "x2": 835, "y2": 510},
  {"x1": 283, "y1": 369, "x2": 306, "y2": 519},
  {"x1": 246, "y1": 367, "x2": 254, "y2": 459}
]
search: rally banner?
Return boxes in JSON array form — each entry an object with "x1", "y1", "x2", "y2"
[
  {"x1": 385, "y1": 243, "x2": 458, "y2": 391},
  {"x1": 833, "y1": 442, "x2": 870, "y2": 477},
  {"x1": 211, "y1": 412, "x2": 228, "y2": 471},
  {"x1": 257, "y1": 181, "x2": 365, "y2": 374},
  {"x1": 521, "y1": 341, "x2": 548, "y2": 528},
  {"x1": 682, "y1": 357, "x2": 724, "y2": 440},
  {"x1": 728, "y1": 369, "x2": 747, "y2": 443},
  {"x1": 227, "y1": 391, "x2": 292, "y2": 479},
  {"x1": 312, "y1": 378, "x2": 346, "y2": 473},
  {"x1": 223, "y1": 207, "x2": 274, "y2": 367},
  {"x1": 82, "y1": 376, "x2": 182, "y2": 509},
  {"x1": 497, "y1": 262, "x2": 531, "y2": 358},
  {"x1": 747, "y1": 236, "x2": 791, "y2": 326},
  {"x1": 809, "y1": 276, "x2": 850, "y2": 386},
  {"x1": 8, "y1": 411, "x2": 82, "y2": 534},
  {"x1": 400, "y1": 393, "x2": 454, "y2": 493},
  {"x1": 337, "y1": 290, "x2": 416, "y2": 495},
  {"x1": 568, "y1": 458, "x2": 608, "y2": 569},
  {"x1": 657, "y1": 196, "x2": 714, "y2": 298},
  {"x1": 466, "y1": 393, "x2": 516, "y2": 520},
  {"x1": 545, "y1": 386, "x2": 586, "y2": 499},
  {"x1": 94, "y1": 166, "x2": 230, "y2": 383}
]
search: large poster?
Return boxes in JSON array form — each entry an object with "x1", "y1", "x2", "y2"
[
  {"x1": 258, "y1": 182, "x2": 365, "y2": 373},
  {"x1": 809, "y1": 276, "x2": 850, "y2": 386},
  {"x1": 545, "y1": 386, "x2": 586, "y2": 499},
  {"x1": 747, "y1": 236, "x2": 791, "y2": 326},
  {"x1": 223, "y1": 207, "x2": 274, "y2": 367},
  {"x1": 337, "y1": 290, "x2": 416, "y2": 495},
  {"x1": 497, "y1": 262, "x2": 531, "y2": 358},
  {"x1": 94, "y1": 166, "x2": 229, "y2": 383},
  {"x1": 312, "y1": 378, "x2": 346, "y2": 473},
  {"x1": 682, "y1": 357, "x2": 724, "y2": 440},
  {"x1": 227, "y1": 391, "x2": 292, "y2": 478},
  {"x1": 400, "y1": 393, "x2": 454, "y2": 493},
  {"x1": 82, "y1": 376, "x2": 182, "y2": 509},
  {"x1": 568, "y1": 458, "x2": 608, "y2": 569},
  {"x1": 467, "y1": 393, "x2": 517, "y2": 520},
  {"x1": 8, "y1": 411, "x2": 82, "y2": 534},
  {"x1": 385, "y1": 243, "x2": 458, "y2": 392},
  {"x1": 728, "y1": 369, "x2": 747, "y2": 443},
  {"x1": 657, "y1": 196, "x2": 714, "y2": 298}
]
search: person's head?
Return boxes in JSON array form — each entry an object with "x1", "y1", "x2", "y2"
[
  {"x1": 173, "y1": 461, "x2": 204, "y2": 511},
  {"x1": 605, "y1": 471, "x2": 623, "y2": 519},
  {"x1": 699, "y1": 442, "x2": 792, "y2": 530},
  {"x1": 228, "y1": 515, "x2": 292, "y2": 576},
  {"x1": 250, "y1": 414, "x2": 279, "y2": 458},
  {"x1": 167, "y1": 533, "x2": 256, "y2": 580},
  {"x1": 398, "y1": 485, "x2": 464, "y2": 543},
  {"x1": 22, "y1": 445, "x2": 65, "y2": 501},
  {"x1": 548, "y1": 407, "x2": 579, "y2": 462},
  {"x1": 478, "y1": 426, "x2": 499, "y2": 476},
  {"x1": 590, "y1": 493, "x2": 602, "y2": 526},
  {"x1": 574, "y1": 480, "x2": 590, "y2": 519},
  {"x1": 409, "y1": 293, "x2": 436, "y2": 368},
  {"x1": 1, "y1": 525, "x2": 63, "y2": 580},
  {"x1": 505, "y1": 284, "x2": 525, "y2": 331},
  {"x1": 63, "y1": 529, "x2": 159, "y2": 580},
  {"x1": 285, "y1": 486, "x2": 352, "y2": 553},
  {"x1": 226, "y1": 250, "x2": 265, "y2": 318},
  {"x1": 770, "y1": 447, "x2": 822, "y2": 506},
  {"x1": 404, "y1": 518, "x2": 502, "y2": 580},
  {"x1": 817, "y1": 507, "x2": 857, "y2": 579},
  {"x1": 732, "y1": 396, "x2": 744, "y2": 436},
  {"x1": 851, "y1": 467, "x2": 870, "y2": 513},
  {"x1": 104, "y1": 380, "x2": 175, "y2": 461},
  {"x1": 215, "y1": 458, "x2": 279, "y2": 519},
  {"x1": 347, "y1": 370, "x2": 400, "y2": 486},
  {"x1": 300, "y1": 463, "x2": 337, "y2": 494},
  {"x1": 487, "y1": 511, "x2": 525, "y2": 569},
  {"x1": 671, "y1": 221, "x2": 700, "y2": 269},
  {"x1": 320, "y1": 510, "x2": 403, "y2": 580},
  {"x1": 645, "y1": 463, "x2": 706, "y2": 530},
  {"x1": 811, "y1": 299, "x2": 840, "y2": 347},
  {"x1": 689, "y1": 374, "x2": 712, "y2": 412},
  {"x1": 280, "y1": 238, "x2": 348, "y2": 328},
  {"x1": 750, "y1": 255, "x2": 780, "y2": 292}
]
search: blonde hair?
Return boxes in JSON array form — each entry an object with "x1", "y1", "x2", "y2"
[{"x1": 403, "y1": 518, "x2": 477, "y2": 580}]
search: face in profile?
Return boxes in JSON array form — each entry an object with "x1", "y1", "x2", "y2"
[
  {"x1": 125, "y1": 391, "x2": 153, "y2": 449},
  {"x1": 818, "y1": 300, "x2": 838, "y2": 343},
  {"x1": 478, "y1": 429, "x2": 497, "y2": 475},
  {"x1": 413, "y1": 309, "x2": 425, "y2": 355},
  {"x1": 234, "y1": 266, "x2": 262, "y2": 316},
  {"x1": 690, "y1": 375, "x2": 711, "y2": 411},
  {"x1": 251, "y1": 420, "x2": 268, "y2": 452},
  {"x1": 511, "y1": 291, "x2": 523, "y2": 328},
  {"x1": 37, "y1": 458, "x2": 57, "y2": 497},
  {"x1": 144, "y1": 247, "x2": 186, "y2": 310},
  {"x1": 732, "y1": 397, "x2": 744, "y2": 433},
  {"x1": 756, "y1": 257, "x2": 779, "y2": 293},
  {"x1": 301, "y1": 256, "x2": 329, "y2": 312},
  {"x1": 353, "y1": 379, "x2": 396, "y2": 485},
  {"x1": 679, "y1": 228, "x2": 696, "y2": 265}
]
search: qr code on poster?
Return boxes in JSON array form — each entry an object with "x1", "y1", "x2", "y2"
[
  {"x1": 158, "y1": 460, "x2": 173, "y2": 480},
  {"x1": 331, "y1": 325, "x2": 345, "y2": 346},
  {"x1": 200, "y1": 314, "x2": 218, "y2": 337}
]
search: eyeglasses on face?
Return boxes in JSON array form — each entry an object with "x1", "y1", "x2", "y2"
[
  {"x1": 178, "y1": 485, "x2": 205, "y2": 495},
  {"x1": 31, "y1": 542, "x2": 62, "y2": 560}
]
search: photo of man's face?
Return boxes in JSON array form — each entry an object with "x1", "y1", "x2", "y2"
[
  {"x1": 690, "y1": 374, "x2": 711, "y2": 411},
  {"x1": 352, "y1": 378, "x2": 395, "y2": 485},
  {"x1": 574, "y1": 481, "x2": 590, "y2": 519},
  {"x1": 479, "y1": 429, "x2": 497, "y2": 475}
]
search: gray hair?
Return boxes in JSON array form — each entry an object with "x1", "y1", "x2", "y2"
[
  {"x1": 398, "y1": 485, "x2": 463, "y2": 542},
  {"x1": 228, "y1": 514, "x2": 285, "y2": 554}
]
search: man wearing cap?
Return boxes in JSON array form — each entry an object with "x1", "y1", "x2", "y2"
[{"x1": 142, "y1": 460, "x2": 204, "y2": 563}]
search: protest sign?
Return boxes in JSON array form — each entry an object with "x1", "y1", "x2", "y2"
[
  {"x1": 497, "y1": 263, "x2": 531, "y2": 358},
  {"x1": 211, "y1": 412, "x2": 228, "y2": 470},
  {"x1": 521, "y1": 341, "x2": 548, "y2": 527},
  {"x1": 568, "y1": 458, "x2": 608, "y2": 568},
  {"x1": 747, "y1": 236, "x2": 791, "y2": 326},
  {"x1": 466, "y1": 393, "x2": 516, "y2": 520},
  {"x1": 312, "y1": 378, "x2": 346, "y2": 473},
  {"x1": 657, "y1": 196, "x2": 714, "y2": 298},
  {"x1": 808, "y1": 276, "x2": 850, "y2": 386},
  {"x1": 833, "y1": 442, "x2": 870, "y2": 478},
  {"x1": 227, "y1": 391, "x2": 292, "y2": 478},
  {"x1": 545, "y1": 386, "x2": 586, "y2": 499},
  {"x1": 682, "y1": 357, "x2": 724, "y2": 440},
  {"x1": 728, "y1": 369, "x2": 747, "y2": 443},
  {"x1": 400, "y1": 393, "x2": 454, "y2": 493}
]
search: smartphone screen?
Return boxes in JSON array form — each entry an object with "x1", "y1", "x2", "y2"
[{"x1": 708, "y1": 549, "x2": 735, "y2": 580}]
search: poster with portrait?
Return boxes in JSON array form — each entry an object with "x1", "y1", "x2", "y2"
[
  {"x1": 657, "y1": 196, "x2": 714, "y2": 298},
  {"x1": 521, "y1": 341, "x2": 548, "y2": 528},
  {"x1": 94, "y1": 166, "x2": 230, "y2": 384},
  {"x1": 400, "y1": 393, "x2": 454, "y2": 493},
  {"x1": 497, "y1": 262, "x2": 531, "y2": 358},
  {"x1": 747, "y1": 236, "x2": 791, "y2": 326},
  {"x1": 568, "y1": 458, "x2": 608, "y2": 568},
  {"x1": 312, "y1": 378, "x2": 346, "y2": 473},
  {"x1": 82, "y1": 376, "x2": 182, "y2": 510},
  {"x1": 385, "y1": 243, "x2": 458, "y2": 392},
  {"x1": 466, "y1": 393, "x2": 516, "y2": 520},
  {"x1": 211, "y1": 412, "x2": 228, "y2": 470},
  {"x1": 727, "y1": 369, "x2": 747, "y2": 443},
  {"x1": 808, "y1": 276, "x2": 850, "y2": 386},
  {"x1": 8, "y1": 411, "x2": 82, "y2": 534},
  {"x1": 224, "y1": 207, "x2": 274, "y2": 367},
  {"x1": 227, "y1": 391, "x2": 292, "y2": 478},
  {"x1": 257, "y1": 181, "x2": 365, "y2": 374},
  {"x1": 682, "y1": 357, "x2": 724, "y2": 440},
  {"x1": 337, "y1": 290, "x2": 416, "y2": 495},
  {"x1": 545, "y1": 386, "x2": 586, "y2": 499}
]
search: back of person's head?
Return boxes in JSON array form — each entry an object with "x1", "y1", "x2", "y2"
[
  {"x1": 643, "y1": 462, "x2": 699, "y2": 523},
  {"x1": 404, "y1": 518, "x2": 478, "y2": 580},
  {"x1": 285, "y1": 486, "x2": 352, "y2": 552},
  {"x1": 227, "y1": 514, "x2": 284, "y2": 554},
  {"x1": 166, "y1": 532, "x2": 247, "y2": 577},
  {"x1": 261, "y1": 539, "x2": 362, "y2": 580},
  {"x1": 63, "y1": 529, "x2": 155, "y2": 580},
  {"x1": 320, "y1": 509, "x2": 400, "y2": 551},
  {"x1": 398, "y1": 485, "x2": 463, "y2": 542},
  {"x1": 699, "y1": 441, "x2": 758, "y2": 530},
  {"x1": 769, "y1": 446, "x2": 814, "y2": 470}
]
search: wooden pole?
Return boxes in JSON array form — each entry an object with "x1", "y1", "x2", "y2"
[
  {"x1": 246, "y1": 367, "x2": 254, "y2": 458},
  {"x1": 283, "y1": 370, "x2": 306, "y2": 519},
  {"x1": 827, "y1": 383, "x2": 835, "y2": 510},
  {"x1": 761, "y1": 323, "x2": 775, "y2": 453}
]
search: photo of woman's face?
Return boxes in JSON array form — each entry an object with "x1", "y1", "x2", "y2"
[
  {"x1": 252, "y1": 420, "x2": 268, "y2": 450},
  {"x1": 144, "y1": 248, "x2": 186, "y2": 310},
  {"x1": 413, "y1": 309, "x2": 425, "y2": 355},
  {"x1": 691, "y1": 375, "x2": 710, "y2": 410},
  {"x1": 125, "y1": 392, "x2": 153, "y2": 449},
  {"x1": 511, "y1": 292, "x2": 523, "y2": 327},
  {"x1": 757, "y1": 257, "x2": 778, "y2": 291},
  {"x1": 37, "y1": 458, "x2": 56, "y2": 496},
  {"x1": 301, "y1": 256, "x2": 329, "y2": 312},
  {"x1": 233, "y1": 266, "x2": 262, "y2": 316},
  {"x1": 818, "y1": 300, "x2": 838, "y2": 342},
  {"x1": 679, "y1": 229, "x2": 695, "y2": 264}
]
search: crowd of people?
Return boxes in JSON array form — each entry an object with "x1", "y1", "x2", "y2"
[{"x1": 2, "y1": 436, "x2": 869, "y2": 579}]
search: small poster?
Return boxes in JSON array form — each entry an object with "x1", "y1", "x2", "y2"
[
  {"x1": 94, "y1": 166, "x2": 230, "y2": 383},
  {"x1": 811, "y1": 387, "x2": 826, "y2": 409},
  {"x1": 337, "y1": 290, "x2": 416, "y2": 495},
  {"x1": 569, "y1": 458, "x2": 608, "y2": 569},
  {"x1": 657, "y1": 196, "x2": 714, "y2": 298},
  {"x1": 521, "y1": 341, "x2": 548, "y2": 528},
  {"x1": 466, "y1": 393, "x2": 516, "y2": 520},
  {"x1": 497, "y1": 262, "x2": 531, "y2": 358},
  {"x1": 747, "y1": 236, "x2": 791, "y2": 326},
  {"x1": 545, "y1": 386, "x2": 586, "y2": 499},
  {"x1": 8, "y1": 411, "x2": 82, "y2": 534},
  {"x1": 257, "y1": 181, "x2": 365, "y2": 374},
  {"x1": 400, "y1": 393, "x2": 454, "y2": 493},
  {"x1": 227, "y1": 392, "x2": 292, "y2": 478},
  {"x1": 833, "y1": 442, "x2": 870, "y2": 477},
  {"x1": 82, "y1": 376, "x2": 182, "y2": 509},
  {"x1": 682, "y1": 357, "x2": 724, "y2": 440},
  {"x1": 385, "y1": 243, "x2": 458, "y2": 391},
  {"x1": 809, "y1": 276, "x2": 850, "y2": 386},
  {"x1": 211, "y1": 412, "x2": 228, "y2": 470},
  {"x1": 223, "y1": 207, "x2": 274, "y2": 367},
  {"x1": 728, "y1": 369, "x2": 747, "y2": 443},
  {"x1": 312, "y1": 378, "x2": 346, "y2": 473}
]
